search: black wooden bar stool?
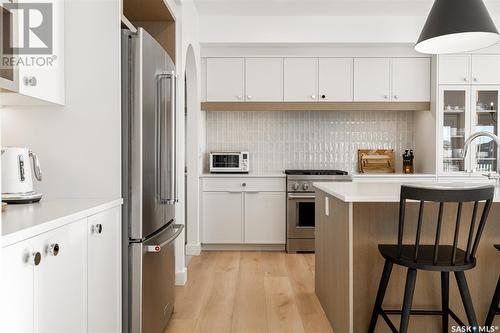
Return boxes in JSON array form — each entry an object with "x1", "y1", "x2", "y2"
[
  {"x1": 485, "y1": 244, "x2": 500, "y2": 326},
  {"x1": 368, "y1": 184, "x2": 495, "y2": 333}
]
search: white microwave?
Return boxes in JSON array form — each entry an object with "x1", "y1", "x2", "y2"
[{"x1": 209, "y1": 152, "x2": 249, "y2": 173}]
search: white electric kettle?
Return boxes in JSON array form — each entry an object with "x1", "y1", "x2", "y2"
[{"x1": 1, "y1": 147, "x2": 43, "y2": 203}]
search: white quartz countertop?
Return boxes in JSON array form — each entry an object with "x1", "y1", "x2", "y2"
[
  {"x1": 2, "y1": 198, "x2": 123, "y2": 246},
  {"x1": 313, "y1": 181, "x2": 500, "y2": 203},
  {"x1": 200, "y1": 173, "x2": 286, "y2": 178}
]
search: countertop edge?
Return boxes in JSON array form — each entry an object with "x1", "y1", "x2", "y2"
[
  {"x1": 2, "y1": 198, "x2": 123, "y2": 247},
  {"x1": 199, "y1": 173, "x2": 286, "y2": 178}
]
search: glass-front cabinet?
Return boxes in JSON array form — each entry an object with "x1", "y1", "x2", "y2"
[
  {"x1": 439, "y1": 85, "x2": 500, "y2": 174},
  {"x1": 471, "y1": 86, "x2": 499, "y2": 173},
  {"x1": 440, "y1": 86, "x2": 470, "y2": 173}
]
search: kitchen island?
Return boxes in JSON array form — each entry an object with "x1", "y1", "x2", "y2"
[{"x1": 313, "y1": 181, "x2": 500, "y2": 333}]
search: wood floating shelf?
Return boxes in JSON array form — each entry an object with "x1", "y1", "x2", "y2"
[{"x1": 200, "y1": 101, "x2": 431, "y2": 112}]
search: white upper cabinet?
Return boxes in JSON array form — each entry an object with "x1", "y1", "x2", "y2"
[
  {"x1": 318, "y1": 58, "x2": 353, "y2": 102},
  {"x1": 284, "y1": 58, "x2": 318, "y2": 101},
  {"x1": 206, "y1": 58, "x2": 244, "y2": 101},
  {"x1": 439, "y1": 55, "x2": 471, "y2": 84},
  {"x1": 471, "y1": 55, "x2": 500, "y2": 85},
  {"x1": 392, "y1": 58, "x2": 431, "y2": 101},
  {"x1": 0, "y1": 0, "x2": 65, "y2": 105},
  {"x1": 245, "y1": 58, "x2": 283, "y2": 101},
  {"x1": 353, "y1": 58, "x2": 391, "y2": 101}
]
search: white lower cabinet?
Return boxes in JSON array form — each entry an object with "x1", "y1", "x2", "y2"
[
  {"x1": 1, "y1": 206, "x2": 121, "y2": 333},
  {"x1": 201, "y1": 177, "x2": 286, "y2": 244},
  {"x1": 202, "y1": 191, "x2": 243, "y2": 243},
  {"x1": 87, "y1": 207, "x2": 121, "y2": 333},
  {"x1": 35, "y1": 220, "x2": 87, "y2": 333},
  {"x1": 244, "y1": 192, "x2": 285, "y2": 244}
]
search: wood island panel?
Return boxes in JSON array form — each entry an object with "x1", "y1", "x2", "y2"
[{"x1": 315, "y1": 190, "x2": 500, "y2": 333}]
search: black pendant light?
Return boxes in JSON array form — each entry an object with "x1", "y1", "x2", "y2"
[{"x1": 415, "y1": 0, "x2": 500, "y2": 54}]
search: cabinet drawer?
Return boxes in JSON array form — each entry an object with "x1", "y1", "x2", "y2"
[{"x1": 202, "y1": 177, "x2": 285, "y2": 192}]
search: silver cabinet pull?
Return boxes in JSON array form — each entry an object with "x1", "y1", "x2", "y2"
[
  {"x1": 30, "y1": 251, "x2": 41, "y2": 266},
  {"x1": 145, "y1": 224, "x2": 184, "y2": 253},
  {"x1": 47, "y1": 243, "x2": 60, "y2": 256},
  {"x1": 91, "y1": 224, "x2": 103, "y2": 234},
  {"x1": 23, "y1": 76, "x2": 37, "y2": 86}
]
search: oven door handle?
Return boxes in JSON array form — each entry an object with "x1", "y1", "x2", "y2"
[{"x1": 287, "y1": 194, "x2": 316, "y2": 200}]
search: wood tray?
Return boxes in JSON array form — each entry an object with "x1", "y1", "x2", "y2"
[{"x1": 358, "y1": 149, "x2": 395, "y2": 173}]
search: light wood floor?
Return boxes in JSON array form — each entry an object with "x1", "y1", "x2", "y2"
[{"x1": 164, "y1": 251, "x2": 334, "y2": 333}]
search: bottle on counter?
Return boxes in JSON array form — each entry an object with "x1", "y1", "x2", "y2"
[{"x1": 402, "y1": 149, "x2": 414, "y2": 174}]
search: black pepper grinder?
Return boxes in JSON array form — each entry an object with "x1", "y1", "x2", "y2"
[{"x1": 402, "y1": 150, "x2": 414, "y2": 174}]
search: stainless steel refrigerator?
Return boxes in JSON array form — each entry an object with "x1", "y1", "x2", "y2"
[{"x1": 122, "y1": 28, "x2": 182, "y2": 333}]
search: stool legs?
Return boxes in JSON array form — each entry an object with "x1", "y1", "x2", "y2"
[
  {"x1": 368, "y1": 260, "x2": 393, "y2": 333},
  {"x1": 400, "y1": 268, "x2": 417, "y2": 333},
  {"x1": 485, "y1": 276, "x2": 500, "y2": 327},
  {"x1": 441, "y1": 272, "x2": 449, "y2": 333},
  {"x1": 455, "y1": 271, "x2": 478, "y2": 327}
]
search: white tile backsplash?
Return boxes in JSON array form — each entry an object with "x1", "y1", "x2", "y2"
[{"x1": 206, "y1": 111, "x2": 414, "y2": 173}]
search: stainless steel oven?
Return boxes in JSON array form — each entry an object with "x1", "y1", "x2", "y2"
[{"x1": 285, "y1": 170, "x2": 351, "y2": 253}]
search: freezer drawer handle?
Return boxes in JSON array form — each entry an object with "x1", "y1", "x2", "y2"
[{"x1": 145, "y1": 224, "x2": 184, "y2": 253}]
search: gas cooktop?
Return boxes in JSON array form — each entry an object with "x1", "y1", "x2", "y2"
[{"x1": 284, "y1": 169, "x2": 348, "y2": 176}]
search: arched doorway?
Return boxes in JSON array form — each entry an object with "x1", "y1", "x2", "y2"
[{"x1": 183, "y1": 44, "x2": 200, "y2": 262}]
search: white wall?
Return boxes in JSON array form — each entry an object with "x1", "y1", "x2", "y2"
[{"x1": 1, "y1": 0, "x2": 121, "y2": 200}]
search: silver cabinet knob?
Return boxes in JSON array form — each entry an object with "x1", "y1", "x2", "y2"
[
  {"x1": 384, "y1": 95, "x2": 389, "y2": 100},
  {"x1": 30, "y1": 251, "x2": 41, "y2": 266},
  {"x1": 473, "y1": 77, "x2": 478, "y2": 82},
  {"x1": 463, "y1": 77, "x2": 468, "y2": 82},
  {"x1": 92, "y1": 224, "x2": 103, "y2": 234},
  {"x1": 47, "y1": 243, "x2": 60, "y2": 256},
  {"x1": 247, "y1": 95, "x2": 252, "y2": 100},
  {"x1": 23, "y1": 76, "x2": 37, "y2": 86},
  {"x1": 393, "y1": 95, "x2": 399, "y2": 100},
  {"x1": 237, "y1": 95, "x2": 243, "y2": 100},
  {"x1": 241, "y1": 182, "x2": 247, "y2": 187},
  {"x1": 311, "y1": 95, "x2": 316, "y2": 99}
]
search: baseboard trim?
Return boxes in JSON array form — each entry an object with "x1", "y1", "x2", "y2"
[
  {"x1": 201, "y1": 244, "x2": 285, "y2": 251},
  {"x1": 175, "y1": 267, "x2": 187, "y2": 285},
  {"x1": 186, "y1": 243, "x2": 202, "y2": 255}
]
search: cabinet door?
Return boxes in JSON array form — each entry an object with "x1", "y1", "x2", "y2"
[
  {"x1": 470, "y1": 86, "x2": 500, "y2": 172},
  {"x1": 206, "y1": 58, "x2": 244, "y2": 101},
  {"x1": 34, "y1": 220, "x2": 87, "y2": 333},
  {"x1": 283, "y1": 58, "x2": 318, "y2": 101},
  {"x1": 17, "y1": 0, "x2": 65, "y2": 105},
  {"x1": 1, "y1": 241, "x2": 35, "y2": 333},
  {"x1": 318, "y1": 58, "x2": 353, "y2": 102},
  {"x1": 88, "y1": 207, "x2": 122, "y2": 333},
  {"x1": 438, "y1": 55, "x2": 470, "y2": 85},
  {"x1": 202, "y1": 192, "x2": 243, "y2": 243},
  {"x1": 245, "y1": 58, "x2": 283, "y2": 101},
  {"x1": 471, "y1": 55, "x2": 500, "y2": 85},
  {"x1": 353, "y1": 58, "x2": 391, "y2": 101},
  {"x1": 244, "y1": 192, "x2": 286, "y2": 244},
  {"x1": 392, "y1": 58, "x2": 430, "y2": 101},
  {"x1": 439, "y1": 86, "x2": 471, "y2": 174}
]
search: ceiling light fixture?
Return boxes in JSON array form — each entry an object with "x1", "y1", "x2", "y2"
[{"x1": 415, "y1": 0, "x2": 500, "y2": 54}]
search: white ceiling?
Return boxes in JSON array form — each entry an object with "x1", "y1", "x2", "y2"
[{"x1": 194, "y1": 0, "x2": 500, "y2": 16}]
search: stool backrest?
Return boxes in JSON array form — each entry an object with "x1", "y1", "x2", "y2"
[{"x1": 398, "y1": 184, "x2": 494, "y2": 265}]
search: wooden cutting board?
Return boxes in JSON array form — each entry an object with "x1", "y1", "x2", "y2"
[{"x1": 358, "y1": 149, "x2": 395, "y2": 173}]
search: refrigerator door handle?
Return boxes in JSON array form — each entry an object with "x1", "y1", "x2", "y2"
[
  {"x1": 155, "y1": 73, "x2": 163, "y2": 204},
  {"x1": 156, "y1": 71, "x2": 177, "y2": 205},
  {"x1": 145, "y1": 224, "x2": 184, "y2": 252}
]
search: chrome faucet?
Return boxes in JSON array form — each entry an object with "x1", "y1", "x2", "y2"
[{"x1": 463, "y1": 131, "x2": 500, "y2": 180}]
